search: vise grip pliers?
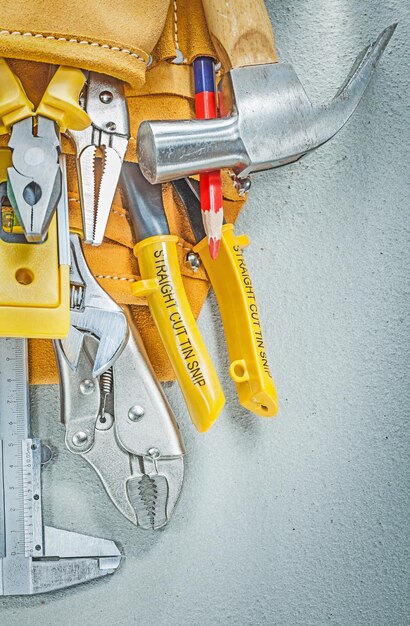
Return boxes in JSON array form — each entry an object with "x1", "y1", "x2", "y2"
[{"x1": 53, "y1": 234, "x2": 184, "y2": 529}]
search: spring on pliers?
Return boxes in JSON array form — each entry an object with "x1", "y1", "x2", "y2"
[
  {"x1": 100, "y1": 368, "x2": 113, "y2": 395},
  {"x1": 70, "y1": 285, "x2": 84, "y2": 310}
]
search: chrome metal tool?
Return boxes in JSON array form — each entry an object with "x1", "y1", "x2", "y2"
[
  {"x1": 67, "y1": 73, "x2": 130, "y2": 246},
  {"x1": 0, "y1": 337, "x2": 121, "y2": 596},
  {"x1": 54, "y1": 234, "x2": 184, "y2": 528},
  {"x1": 137, "y1": 25, "x2": 396, "y2": 184},
  {"x1": 0, "y1": 60, "x2": 90, "y2": 242},
  {"x1": 7, "y1": 115, "x2": 61, "y2": 243}
]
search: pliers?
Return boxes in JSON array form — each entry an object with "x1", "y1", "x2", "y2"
[
  {"x1": 0, "y1": 60, "x2": 90, "y2": 242},
  {"x1": 54, "y1": 234, "x2": 184, "y2": 528},
  {"x1": 67, "y1": 73, "x2": 130, "y2": 246}
]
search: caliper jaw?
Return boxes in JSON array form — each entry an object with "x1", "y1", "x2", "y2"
[{"x1": 30, "y1": 525, "x2": 121, "y2": 595}]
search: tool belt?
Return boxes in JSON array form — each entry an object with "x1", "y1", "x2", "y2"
[{"x1": 0, "y1": 0, "x2": 246, "y2": 384}]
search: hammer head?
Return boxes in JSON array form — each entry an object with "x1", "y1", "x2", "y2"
[{"x1": 137, "y1": 25, "x2": 396, "y2": 184}]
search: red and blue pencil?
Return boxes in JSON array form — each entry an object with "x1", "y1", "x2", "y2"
[{"x1": 194, "y1": 56, "x2": 223, "y2": 260}]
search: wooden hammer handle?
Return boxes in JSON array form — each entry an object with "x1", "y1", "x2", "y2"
[{"x1": 201, "y1": 0, "x2": 279, "y2": 70}]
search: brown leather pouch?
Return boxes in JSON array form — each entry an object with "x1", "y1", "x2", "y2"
[{"x1": 0, "y1": 0, "x2": 246, "y2": 383}]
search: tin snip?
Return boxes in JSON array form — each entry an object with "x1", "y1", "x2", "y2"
[
  {"x1": 0, "y1": 59, "x2": 90, "y2": 242},
  {"x1": 120, "y1": 164, "x2": 277, "y2": 432},
  {"x1": 53, "y1": 234, "x2": 184, "y2": 529}
]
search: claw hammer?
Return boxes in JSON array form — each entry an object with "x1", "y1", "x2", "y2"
[{"x1": 137, "y1": 0, "x2": 396, "y2": 183}]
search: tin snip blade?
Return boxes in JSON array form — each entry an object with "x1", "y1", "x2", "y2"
[
  {"x1": 0, "y1": 338, "x2": 121, "y2": 596},
  {"x1": 67, "y1": 73, "x2": 130, "y2": 246},
  {"x1": 0, "y1": 60, "x2": 90, "y2": 242},
  {"x1": 54, "y1": 234, "x2": 184, "y2": 528}
]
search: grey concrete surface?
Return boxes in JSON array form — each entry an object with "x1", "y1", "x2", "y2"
[{"x1": 1, "y1": 1, "x2": 409, "y2": 624}]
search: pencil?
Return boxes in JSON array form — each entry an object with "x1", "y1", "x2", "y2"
[{"x1": 193, "y1": 56, "x2": 224, "y2": 260}]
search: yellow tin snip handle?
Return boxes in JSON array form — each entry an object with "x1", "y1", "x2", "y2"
[
  {"x1": 132, "y1": 234, "x2": 225, "y2": 432},
  {"x1": 194, "y1": 224, "x2": 279, "y2": 417}
]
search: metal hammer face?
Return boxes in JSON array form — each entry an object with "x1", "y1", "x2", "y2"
[{"x1": 137, "y1": 25, "x2": 396, "y2": 184}]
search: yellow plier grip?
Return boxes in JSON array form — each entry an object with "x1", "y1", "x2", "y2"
[
  {"x1": 0, "y1": 59, "x2": 90, "y2": 133},
  {"x1": 194, "y1": 224, "x2": 279, "y2": 417},
  {"x1": 37, "y1": 66, "x2": 91, "y2": 132},
  {"x1": 132, "y1": 235, "x2": 225, "y2": 432},
  {"x1": 0, "y1": 58, "x2": 34, "y2": 134}
]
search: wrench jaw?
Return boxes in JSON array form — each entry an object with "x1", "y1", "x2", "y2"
[
  {"x1": 7, "y1": 116, "x2": 61, "y2": 242},
  {"x1": 60, "y1": 234, "x2": 129, "y2": 377}
]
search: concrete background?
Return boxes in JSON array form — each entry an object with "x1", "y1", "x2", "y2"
[{"x1": 1, "y1": 0, "x2": 409, "y2": 624}]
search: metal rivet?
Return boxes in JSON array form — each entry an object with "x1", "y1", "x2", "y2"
[
  {"x1": 105, "y1": 121, "x2": 117, "y2": 132},
  {"x1": 185, "y1": 252, "x2": 201, "y2": 272},
  {"x1": 33, "y1": 494, "x2": 40, "y2": 501},
  {"x1": 128, "y1": 405, "x2": 145, "y2": 422},
  {"x1": 148, "y1": 447, "x2": 160, "y2": 459},
  {"x1": 96, "y1": 412, "x2": 114, "y2": 431},
  {"x1": 80, "y1": 379, "x2": 95, "y2": 395},
  {"x1": 99, "y1": 90, "x2": 113, "y2": 104},
  {"x1": 35, "y1": 545, "x2": 41, "y2": 551},
  {"x1": 72, "y1": 431, "x2": 88, "y2": 446},
  {"x1": 234, "y1": 176, "x2": 252, "y2": 196}
]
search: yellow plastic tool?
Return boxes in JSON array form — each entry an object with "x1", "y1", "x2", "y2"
[
  {"x1": 0, "y1": 148, "x2": 69, "y2": 338},
  {"x1": 0, "y1": 59, "x2": 90, "y2": 133},
  {"x1": 37, "y1": 66, "x2": 91, "y2": 132},
  {"x1": 0, "y1": 58, "x2": 33, "y2": 133},
  {"x1": 194, "y1": 224, "x2": 278, "y2": 417},
  {"x1": 132, "y1": 234, "x2": 225, "y2": 432}
]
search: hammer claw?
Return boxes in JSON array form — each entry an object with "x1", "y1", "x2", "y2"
[{"x1": 316, "y1": 23, "x2": 398, "y2": 146}]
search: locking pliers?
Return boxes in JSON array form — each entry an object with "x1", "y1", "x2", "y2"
[
  {"x1": 54, "y1": 234, "x2": 184, "y2": 528},
  {"x1": 67, "y1": 73, "x2": 130, "y2": 246}
]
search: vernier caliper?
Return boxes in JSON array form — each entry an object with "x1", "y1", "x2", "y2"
[{"x1": 0, "y1": 338, "x2": 121, "y2": 595}]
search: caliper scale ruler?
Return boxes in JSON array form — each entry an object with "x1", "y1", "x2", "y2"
[{"x1": 0, "y1": 338, "x2": 43, "y2": 594}]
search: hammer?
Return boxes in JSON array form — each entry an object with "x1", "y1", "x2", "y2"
[{"x1": 137, "y1": 1, "x2": 396, "y2": 184}]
